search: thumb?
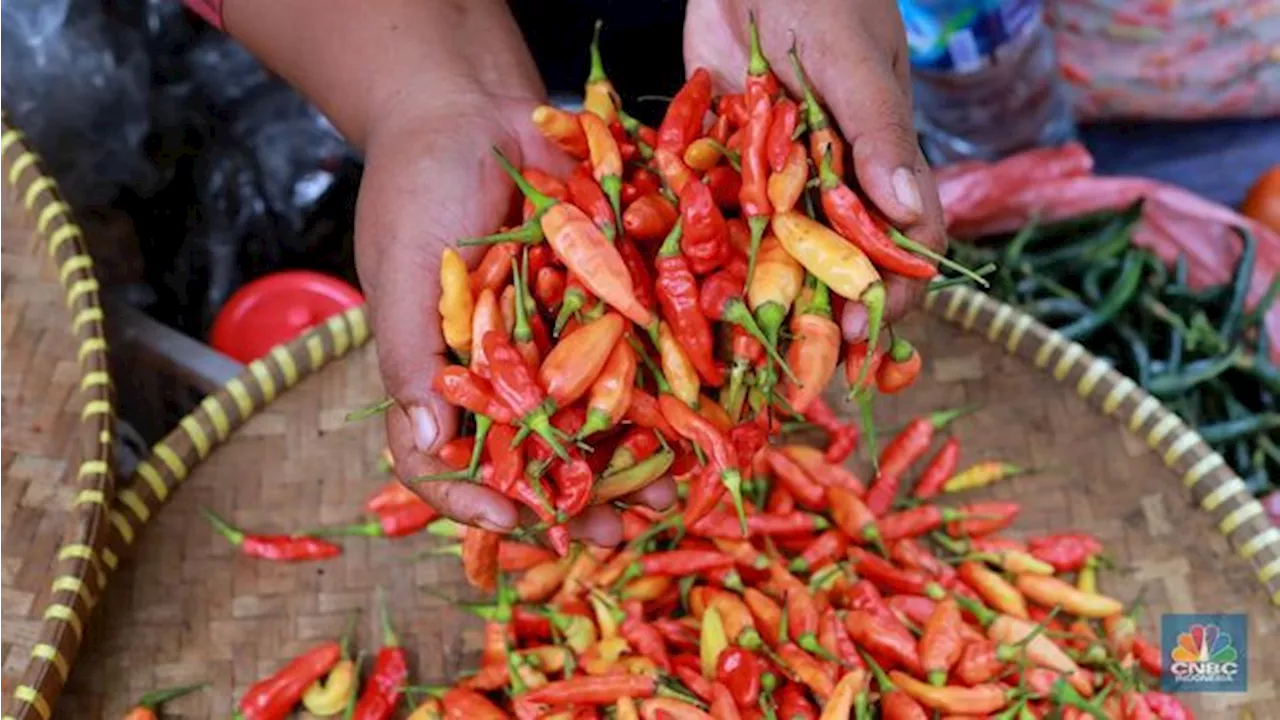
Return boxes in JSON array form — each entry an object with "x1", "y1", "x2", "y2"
[{"x1": 355, "y1": 118, "x2": 522, "y2": 531}]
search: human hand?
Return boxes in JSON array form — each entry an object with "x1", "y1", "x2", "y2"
[
  {"x1": 358, "y1": 96, "x2": 676, "y2": 546},
  {"x1": 684, "y1": 0, "x2": 947, "y2": 340}
]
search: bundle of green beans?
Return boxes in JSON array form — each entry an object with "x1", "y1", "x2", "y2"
[{"x1": 944, "y1": 201, "x2": 1280, "y2": 496}]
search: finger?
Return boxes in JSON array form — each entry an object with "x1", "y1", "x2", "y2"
[
  {"x1": 566, "y1": 505, "x2": 624, "y2": 548},
  {"x1": 803, "y1": 31, "x2": 925, "y2": 227},
  {"x1": 386, "y1": 405, "x2": 518, "y2": 532},
  {"x1": 623, "y1": 475, "x2": 677, "y2": 511}
]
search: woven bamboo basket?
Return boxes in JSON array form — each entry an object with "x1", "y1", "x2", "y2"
[
  {"x1": 1, "y1": 123, "x2": 116, "y2": 714},
  {"x1": 3, "y1": 129, "x2": 1279, "y2": 720}
]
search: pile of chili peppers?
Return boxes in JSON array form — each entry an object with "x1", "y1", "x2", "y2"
[
  {"x1": 386, "y1": 405, "x2": 1192, "y2": 719},
  {"x1": 950, "y1": 202, "x2": 1279, "y2": 502}
]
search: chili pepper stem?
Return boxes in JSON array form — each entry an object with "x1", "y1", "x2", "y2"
[
  {"x1": 587, "y1": 19, "x2": 608, "y2": 85},
  {"x1": 346, "y1": 397, "x2": 393, "y2": 422},
  {"x1": 412, "y1": 470, "x2": 472, "y2": 483},
  {"x1": 601, "y1": 174, "x2": 625, "y2": 239},
  {"x1": 851, "y1": 283, "x2": 887, "y2": 392},
  {"x1": 745, "y1": 215, "x2": 769, "y2": 290},
  {"x1": 201, "y1": 508, "x2": 245, "y2": 546},
  {"x1": 458, "y1": 221, "x2": 543, "y2": 246},
  {"x1": 375, "y1": 586, "x2": 400, "y2": 647},
  {"x1": 723, "y1": 298, "x2": 799, "y2": 384},
  {"x1": 721, "y1": 360, "x2": 750, "y2": 422},
  {"x1": 470, "y1": 414, "x2": 493, "y2": 480},
  {"x1": 307, "y1": 520, "x2": 383, "y2": 538},
  {"x1": 929, "y1": 262, "x2": 997, "y2": 291},
  {"x1": 888, "y1": 228, "x2": 991, "y2": 287},
  {"x1": 491, "y1": 147, "x2": 558, "y2": 216},
  {"x1": 136, "y1": 682, "x2": 209, "y2": 710},
  {"x1": 722, "y1": 469, "x2": 749, "y2": 535},
  {"x1": 854, "y1": 392, "x2": 880, "y2": 473}
]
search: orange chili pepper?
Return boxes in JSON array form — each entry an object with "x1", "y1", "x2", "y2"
[
  {"x1": 470, "y1": 288, "x2": 505, "y2": 380},
  {"x1": 683, "y1": 137, "x2": 723, "y2": 172},
  {"x1": 780, "y1": 445, "x2": 866, "y2": 495},
  {"x1": 657, "y1": 320, "x2": 703, "y2": 408},
  {"x1": 461, "y1": 527, "x2": 502, "y2": 591},
  {"x1": 517, "y1": 556, "x2": 574, "y2": 603},
  {"x1": 470, "y1": 242, "x2": 518, "y2": 296},
  {"x1": 492, "y1": 150, "x2": 653, "y2": 328},
  {"x1": 639, "y1": 698, "x2": 713, "y2": 720},
  {"x1": 959, "y1": 561, "x2": 1029, "y2": 620},
  {"x1": 654, "y1": 147, "x2": 694, "y2": 195},
  {"x1": 534, "y1": 266, "x2": 565, "y2": 312},
  {"x1": 767, "y1": 141, "x2": 808, "y2": 214},
  {"x1": 123, "y1": 684, "x2": 207, "y2": 720},
  {"x1": 622, "y1": 193, "x2": 679, "y2": 241},
  {"x1": 776, "y1": 643, "x2": 836, "y2": 701},
  {"x1": 827, "y1": 486, "x2": 884, "y2": 549},
  {"x1": 620, "y1": 575, "x2": 673, "y2": 602},
  {"x1": 747, "y1": 233, "x2": 805, "y2": 352},
  {"x1": 820, "y1": 670, "x2": 868, "y2": 720},
  {"x1": 742, "y1": 587, "x2": 783, "y2": 647},
  {"x1": 577, "y1": 339, "x2": 636, "y2": 438},
  {"x1": 500, "y1": 284, "x2": 518, "y2": 337},
  {"x1": 1015, "y1": 575, "x2": 1125, "y2": 618},
  {"x1": 918, "y1": 597, "x2": 965, "y2": 686},
  {"x1": 538, "y1": 311, "x2": 625, "y2": 408},
  {"x1": 788, "y1": 48, "x2": 844, "y2": 179},
  {"x1": 877, "y1": 337, "x2": 923, "y2": 394},
  {"x1": 889, "y1": 671, "x2": 1008, "y2": 715},
  {"x1": 532, "y1": 105, "x2": 588, "y2": 159},
  {"x1": 783, "y1": 282, "x2": 841, "y2": 415},
  {"x1": 766, "y1": 448, "x2": 826, "y2": 509}
]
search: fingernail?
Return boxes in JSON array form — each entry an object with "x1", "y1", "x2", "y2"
[
  {"x1": 843, "y1": 304, "x2": 868, "y2": 340},
  {"x1": 475, "y1": 516, "x2": 511, "y2": 533},
  {"x1": 408, "y1": 405, "x2": 439, "y2": 453},
  {"x1": 892, "y1": 166, "x2": 922, "y2": 216}
]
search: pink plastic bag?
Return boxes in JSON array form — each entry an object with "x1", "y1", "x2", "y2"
[{"x1": 936, "y1": 142, "x2": 1280, "y2": 362}]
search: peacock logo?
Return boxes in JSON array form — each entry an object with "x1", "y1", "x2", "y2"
[{"x1": 1169, "y1": 623, "x2": 1240, "y2": 682}]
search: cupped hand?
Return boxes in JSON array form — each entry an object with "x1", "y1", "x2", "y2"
[
  {"x1": 356, "y1": 95, "x2": 674, "y2": 546},
  {"x1": 684, "y1": 0, "x2": 947, "y2": 340}
]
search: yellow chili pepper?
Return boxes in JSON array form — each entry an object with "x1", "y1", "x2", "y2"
[
  {"x1": 301, "y1": 657, "x2": 358, "y2": 716},
  {"x1": 983, "y1": 548, "x2": 1055, "y2": 576},
  {"x1": 820, "y1": 669, "x2": 868, "y2": 720},
  {"x1": 943, "y1": 461, "x2": 1028, "y2": 493},
  {"x1": 405, "y1": 697, "x2": 444, "y2": 720},
  {"x1": 583, "y1": 636, "x2": 632, "y2": 675},
  {"x1": 560, "y1": 613, "x2": 599, "y2": 653},
  {"x1": 616, "y1": 697, "x2": 641, "y2": 720},
  {"x1": 747, "y1": 234, "x2": 804, "y2": 342},
  {"x1": 770, "y1": 210, "x2": 881, "y2": 302},
  {"x1": 620, "y1": 575, "x2": 673, "y2": 602},
  {"x1": 658, "y1": 321, "x2": 701, "y2": 408},
  {"x1": 438, "y1": 248, "x2": 475, "y2": 356},
  {"x1": 700, "y1": 606, "x2": 728, "y2": 679},
  {"x1": 583, "y1": 21, "x2": 620, "y2": 125},
  {"x1": 683, "y1": 137, "x2": 723, "y2": 172},
  {"x1": 523, "y1": 645, "x2": 573, "y2": 674},
  {"x1": 590, "y1": 590, "x2": 625, "y2": 640},
  {"x1": 517, "y1": 556, "x2": 575, "y2": 603},
  {"x1": 1077, "y1": 557, "x2": 1098, "y2": 594},
  {"x1": 1015, "y1": 574, "x2": 1125, "y2": 618}
]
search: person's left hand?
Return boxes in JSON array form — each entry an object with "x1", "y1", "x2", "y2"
[{"x1": 684, "y1": 0, "x2": 947, "y2": 341}]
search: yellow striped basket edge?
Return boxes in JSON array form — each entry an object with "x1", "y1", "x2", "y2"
[
  {"x1": 2, "y1": 120, "x2": 117, "y2": 720},
  {"x1": 925, "y1": 285, "x2": 1280, "y2": 607}
]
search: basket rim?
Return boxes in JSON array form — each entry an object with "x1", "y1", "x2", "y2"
[
  {"x1": 2, "y1": 118, "x2": 117, "y2": 720},
  {"x1": 11, "y1": 232, "x2": 1280, "y2": 717}
]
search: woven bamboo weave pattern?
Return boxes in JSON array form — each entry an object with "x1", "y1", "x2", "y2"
[
  {"x1": 1, "y1": 122, "x2": 116, "y2": 720},
  {"x1": 51, "y1": 298, "x2": 1279, "y2": 717}
]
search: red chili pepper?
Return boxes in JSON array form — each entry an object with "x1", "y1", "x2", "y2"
[
  {"x1": 673, "y1": 657, "x2": 714, "y2": 701},
  {"x1": 654, "y1": 220, "x2": 723, "y2": 386},
  {"x1": 880, "y1": 407, "x2": 970, "y2": 478},
  {"x1": 677, "y1": 170, "x2": 731, "y2": 276},
  {"x1": 864, "y1": 471, "x2": 903, "y2": 517},
  {"x1": 631, "y1": 549, "x2": 734, "y2": 578},
  {"x1": 608, "y1": 427, "x2": 661, "y2": 474},
  {"x1": 480, "y1": 331, "x2": 572, "y2": 463},
  {"x1": 889, "y1": 538, "x2": 956, "y2": 584},
  {"x1": 1123, "y1": 691, "x2": 1159, "y2": 720},
  {"x1": 767, "y1": 99, "x2": 800, "y2": 173},
  {"x1": 1026, "y1": 533, "x2": 1105, "y2": 573},
  {"x1": 567, "y1": 163, "x2": 618, "y2": 240},
  {"x1": 534, "y1": 266, "x2": 566, "y2": 313},
  {"x1": 877, "y1": 338, "x2": 923, "y2": 394},
  {"x1": 621, "y1": 615, "x2": 672, "y2": 672},
  {"x1": 788, "y1": 530, "x2": 847, "y2": 574},
  {"x1": 653, "y1": 618, "x2": 701, "y2": 654},
  {"x1": 775, "y1": 682, "x2": 818, "y2": 720},
  {"x1": 623, "y1": 192, "x2": 679, "y2": 242},
  {"x1": 843, "y1": 340, "x2": 884, "y2": 396},
  {"x1": 625, "y1": 388, "x2": 678, "y2": 440},
  {"x1": 461, "y1": 527, "x2": 503, "y2": 591},
  {"x1": 660, "y1": 393, "x2": 747, "y2": 527},
  {"x1": 912, "y1": 438, "x2": 961, "y2": 500},
  {"x1": 714, "y1": 648, "x2": 763, "y2": 708},
  {"x1": 878, "y1": 505, "x2": 967, "y2": 542},
  {"x1": 739, "y1": 89, "x2": 773, "y2": 284},
  {"x1": 202, "y1": 509, "x2": 340, "y2": 562},
  {"x1": 658, "y1": 68, "x2": 713, "y2": 155},
  {"x1": 708, "y1": 683, "x2": 742, "y2": 720},
  {"x1": 766, "y1": 448, "x2": 826, "y2": 509},
  {"x1": 432, "y1": 366, "x2": 516, "y2": 425},
  {"x1": 1143, "y1": 691, "x2": 1193, "y2": 720},
  {"x1": 717, "y1": 94, "x2": 749, "y2": 129},
  {"x1": 352, "y1": 595, "x2": 409, "y2": 720},
  {"x1": 237, "y1": 642, "x2": 342, "y2": 719},
  {"x1": 817, "y1": 153, "x2": 936, "y2": 280},
  {"x1": 470, "y1": 243, "x2": 519, "y2": 297},
  {"x1": 796, "y1": 398, "x2": 858, "y2": 465},
  {"x1": 845, "y1": 609, "x2": 924, "y2": 676},
  {"x1": 705, "y1": 165, "x2": 743, "y2": 212},
  {"x1": 776, "y1": 643, "x2": 836, "y2": 701},
  {"x1": 629, "y1": 166, "x2": 662, "y2": 199},
  {"x1": 524, "y1": 674, "x2": 657, "y2": 706},
  {"x1": 946, "y1": 501, "x2": 1020, "y2": 537},
  {"x1": 849, "y1": 547, "x2": 940, "y2": 598},
  {"x1": 1133, "y1": 636, "x2": 1163, "y2": 677}
]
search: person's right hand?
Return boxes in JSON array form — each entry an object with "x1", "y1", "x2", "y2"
[{"x1": 359, "y1": 94, "x2": 677, "y2": 546}]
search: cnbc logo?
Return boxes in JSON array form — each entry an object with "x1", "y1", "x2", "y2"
[{"x1": 1161, "y1": 614, "x2": 1247, "y2": 693}]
